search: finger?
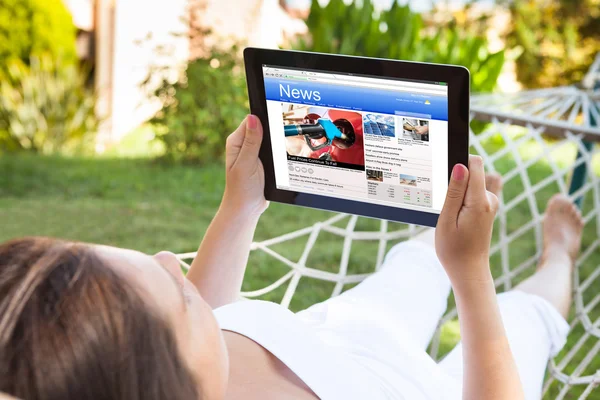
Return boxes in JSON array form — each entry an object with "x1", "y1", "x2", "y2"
[
  {"x1": 464, "y1": 155, "x2": 487, "y2": 205},
  {"x1": 226, "y1": 117, "x2": 247, "y2": 155},
  {"x1": 235, "y1": 115, "x2": 263, "y2": 168},
  {"x1": 440, "y1": 163, "x2": 469, "y2": 225},
  {"x1": 486, "y1": 191, "x2": 499, "y2": 214}
]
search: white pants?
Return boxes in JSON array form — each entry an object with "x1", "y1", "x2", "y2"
[{"x1": 296, "y1": 240, "x2": 569, "y2": 399}]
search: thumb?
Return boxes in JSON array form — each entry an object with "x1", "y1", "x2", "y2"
[
  {"x1": 440, "y1": 163, "x2": 469, "y2": 226},
  {"x1": 235, "y1": 115, "x2": 263, "y2": 166}
]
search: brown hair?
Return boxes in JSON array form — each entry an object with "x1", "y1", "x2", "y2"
[{"x1": 0, "y1": 237, "x2": 200, "y2": 400}]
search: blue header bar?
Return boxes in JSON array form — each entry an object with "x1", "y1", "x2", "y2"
[{"x1": 264, "y1": 78, "x2": 448, "y2": 121}]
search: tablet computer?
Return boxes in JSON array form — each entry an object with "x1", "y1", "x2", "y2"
[{"x1": 244, "y1": 48, "x2": 469, "y2": 227}]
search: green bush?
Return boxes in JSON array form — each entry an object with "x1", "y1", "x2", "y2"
[
  {"x1": 296, "y1": 0, "x2": 505, "y2": 94},
  {"x1": 148, "y1": 46, "x2": 248, "y2": 164},
  {"x1": 0, "y1": 56, "x2": 98, "y2": 154},
  {"x1": 0, "y1": 0, "x2": 77, "y2": 79}
]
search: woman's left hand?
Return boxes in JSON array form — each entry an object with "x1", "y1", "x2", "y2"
[{"x1": 222, "y1": 115, "x2": 268, "y2": 217}]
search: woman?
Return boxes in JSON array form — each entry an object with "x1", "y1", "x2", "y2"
[{"x1": 0, "y1": 116, "x2": 583, "y2": 399}]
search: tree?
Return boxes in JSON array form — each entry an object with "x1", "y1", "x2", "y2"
[{"x1": 502, "y1": 0, "x2": 600, "y2": 88}]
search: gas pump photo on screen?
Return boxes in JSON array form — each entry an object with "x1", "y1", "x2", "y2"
[{"x1": 282, "y1": 104, "x2": 365, "y2": 167}]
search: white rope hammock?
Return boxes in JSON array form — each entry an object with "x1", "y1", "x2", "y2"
[{"x1": 177, "y1": 56, "x2": 600, "y2": 399}]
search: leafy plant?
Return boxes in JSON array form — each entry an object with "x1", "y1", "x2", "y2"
[
  {"x1": 0, "y1": 0, "x2": 77, "y2": 79},
  {"x1": 148, "y1": 46, "x2": 248, "y2": 164},
  {"x1": 0, "y1": 56, "x2": 98, "y2": 154},
  {"x1": 295, "y1": 0, "x2": 505, "y2": 93}
]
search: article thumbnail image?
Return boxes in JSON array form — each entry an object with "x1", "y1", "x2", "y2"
[
  {"x1": 363, "y1": 113, "x2": 395, "y2": 137},
  {"x1": 399, "y1": 174, "x2": 418, "y2": 187},
  {"x1": 402, "y1": 118, "x2": 429, "y2": 142},
  {"x1": 366, "y1": 169, "x2": 383, "y2": 182},
  {"x1": 281, "y1": 104, "x2": 365, "y2": 167}
]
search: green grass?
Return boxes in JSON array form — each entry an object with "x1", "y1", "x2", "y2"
[
  {"x1": 99, "y1": 124, "x2": 166, "y2": 159},
  {"x1": 1, "y1": 149, "x2": 599, "y2": 399}
]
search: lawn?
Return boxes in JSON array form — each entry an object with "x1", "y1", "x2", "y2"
[{"x1": 1, "y1": 149, "x2": 599, "y2": 399}]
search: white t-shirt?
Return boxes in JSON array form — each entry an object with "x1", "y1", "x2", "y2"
[{"x1": 214, "y1": 300, "x2": 458, "y2": 400}]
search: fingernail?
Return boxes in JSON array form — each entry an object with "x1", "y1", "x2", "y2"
[
  {"x1": 452, "y1": 164, "x2": 466, "y2": 181},
  {"x1": 247, "y1": 114, "x2": 258, "y2": 130}
]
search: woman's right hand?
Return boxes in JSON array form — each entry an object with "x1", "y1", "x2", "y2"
[{"x1": 435, "y1": 155, "x2": 499, "y2": 284}]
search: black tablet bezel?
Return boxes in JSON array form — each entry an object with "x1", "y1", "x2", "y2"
[{"x1": 244, "y1": 47, "x2": 469, "y2": 227}]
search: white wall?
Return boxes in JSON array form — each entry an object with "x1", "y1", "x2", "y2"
[
  {"x1": 109, "y1": 0, "x2": 190, "y2": 143},
  {"x1": 199, "y1": 0, "x2": 306, "y2": 49}
]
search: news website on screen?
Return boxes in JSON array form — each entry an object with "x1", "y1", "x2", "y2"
[{"x1": 262, "y1": 65, "x2": 449, "y2": 213}]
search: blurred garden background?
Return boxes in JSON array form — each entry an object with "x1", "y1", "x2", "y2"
[{"x1": 1, "y1": 0, "x2": 600, "y2": 398}]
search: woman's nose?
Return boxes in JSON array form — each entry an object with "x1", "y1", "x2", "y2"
[{"x1": 153, "y1": 251, "x2": 185, "y2": 287}]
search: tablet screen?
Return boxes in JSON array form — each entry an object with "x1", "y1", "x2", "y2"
[{"x1": 262, "y1": 65, "x2": 449, "y2": 213}]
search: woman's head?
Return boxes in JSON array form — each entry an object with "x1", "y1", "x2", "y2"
[{"x1": 0, "y1": 237, "x2": 228, "y2": 400}]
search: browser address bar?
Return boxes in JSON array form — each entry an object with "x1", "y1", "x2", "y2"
[
  {"x1": 332, "y1": 74, "x2": 446, "y2": 92},
  {"x1": 288, "y1": 76, "x2": 447, "y2": 96},
  {"x1": 267, "y1": 67, "x2": 447, "y2": 93}
]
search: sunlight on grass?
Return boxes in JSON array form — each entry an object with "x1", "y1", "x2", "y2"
[
  {"x1": 438, "y1": 319, "x2": 461, "y2": 357},
  {"x1": 518, "y1": 140, "x2": 577, "y2": 168},
  {"x1": 516, "y1": 138, "x2": 600, "y2": 175},
  {"x1": 480, "y1": 125, "x2": 600, "y2": 176},
  {"x1": 100, "y1": 124, "x2": 165, "y2": 158}
]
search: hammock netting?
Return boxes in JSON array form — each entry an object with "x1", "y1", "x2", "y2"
[{"x1": 178, "y1": 58, "x2": 600, "y2": 399}]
